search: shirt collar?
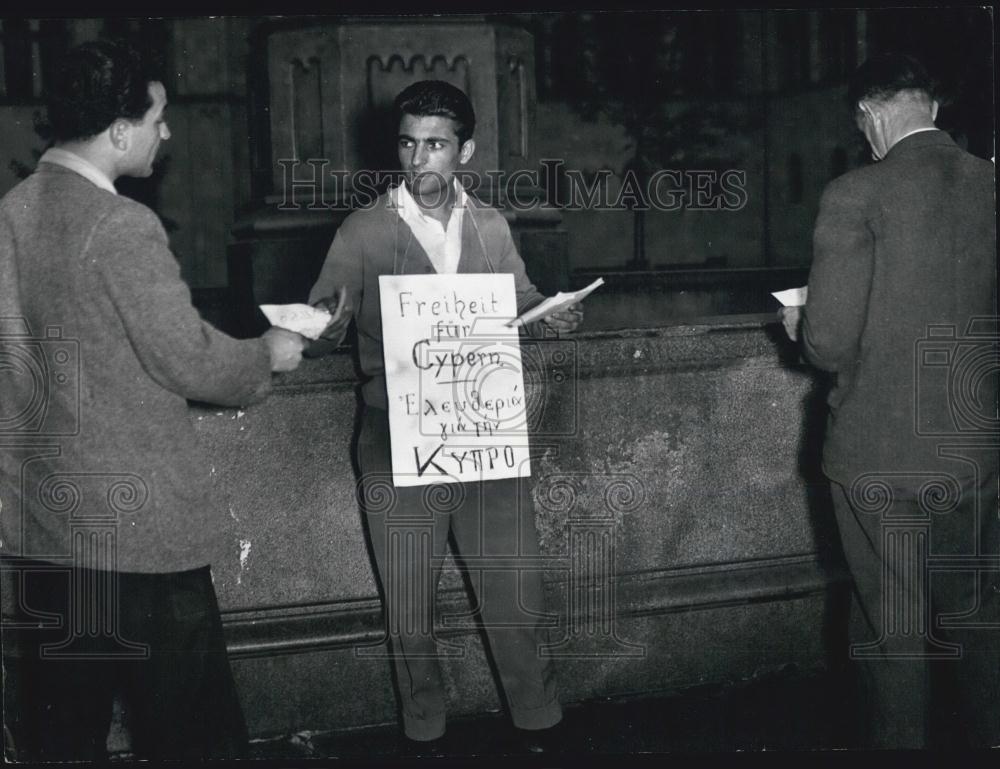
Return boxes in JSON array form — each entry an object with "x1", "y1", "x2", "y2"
[
  {"x1": 892, "y1": 126, "x2": 940, "y2": 147},
  {"x1": 39, "y1": 147, "x2": 117, "y2": 195},
  {"x1": 392, "y1": 177, "x2": 466, "y2": 224}
]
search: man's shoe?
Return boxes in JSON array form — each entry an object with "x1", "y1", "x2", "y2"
[
  {"x1": 513, "y1": 722, "x2": 564, "y2": 754},
  {"x1": 399, "y1": 733, "x2": 448, "y2": 758}
]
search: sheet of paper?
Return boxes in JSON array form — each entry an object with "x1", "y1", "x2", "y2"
[
  {"x1": 506, "y1": 278, "x2": 605, "y2": 328},
  {"x1": 259, "y1": 303, "x2": 332, "y2": 340},
  {"x1": 770, "y1": 286, "x2": 808, "y2": 307}
]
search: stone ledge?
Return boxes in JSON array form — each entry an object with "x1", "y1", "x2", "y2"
[
  {"x1": 254, "y1": 313, "x2": 797, "y2": 394},
  {"x1": 222, "y1": 552, "x2": 850, "y2": 659}
]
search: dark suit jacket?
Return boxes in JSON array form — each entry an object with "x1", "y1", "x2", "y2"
[{"x1": 802, "y1": 130, "x2": 996, "y2": 492}]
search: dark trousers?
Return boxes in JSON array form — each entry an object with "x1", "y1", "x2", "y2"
[
  {"x1": 357, "y1": 407, "x2": 562, "y2": 740},
  {"x1": 2, "y1": 559, "x2": 248, "y2": 760},
  {"x1": 830, "y1": 473, "x2": 1000, "y2": 749}
]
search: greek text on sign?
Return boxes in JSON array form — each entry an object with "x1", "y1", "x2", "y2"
[{"x1": 379, "y1": 274, "x2": 531, "y2": 488}]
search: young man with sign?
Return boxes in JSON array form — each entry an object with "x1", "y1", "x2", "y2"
[{"x1": 308, "y1": 80, "x2": 581, "y2": 752}]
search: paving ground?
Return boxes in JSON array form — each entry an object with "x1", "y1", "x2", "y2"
[{"x1": 247, "y1": 665, "x2": 862, "y2": 765}]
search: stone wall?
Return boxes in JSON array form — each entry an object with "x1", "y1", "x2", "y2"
[
  {"x1": 192, "y1": 314, "x2": 848, "y2": 739},
  {"x1": 0, "y1": 17, "x2": 254, "y2": 290}
]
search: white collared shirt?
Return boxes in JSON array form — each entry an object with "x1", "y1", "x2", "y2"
[
  {"x1": 39, "y1": 147, "x2": 117, "y2": 195},
  {"x1": 392, "y1": 179, "x2": 466, "y2": 274},
  {"x1": 893, "y1": 126, "x2": 939, "y2": 146}
]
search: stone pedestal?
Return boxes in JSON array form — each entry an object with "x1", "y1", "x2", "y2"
[
  {"x1": 228, "y1": 17, "x2": 567, "y2": 336},
  {"x1": 260, "y1": 17, "x2": 538, "y2": 198}
]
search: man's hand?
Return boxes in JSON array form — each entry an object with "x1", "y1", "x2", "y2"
[
  {"x1": 312, "y1": 286, "x2": 353, "y2": 343},
  {"x1": 304, "y1": 287, "x2": 353, "y2": 358},
  {"x1": 778, "y1": 306, "x2": 803, "y2": 342},
  {"x1": 540, "y1": 303, "x2": 584, "y2": 335},
  {"x1": 263, "y1": 327, "x2": 306, "y2": 372}
]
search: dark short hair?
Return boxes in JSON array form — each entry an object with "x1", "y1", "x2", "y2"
[
  {"x1": 848, "y1": 53, "x2": 935, "y2": 107},
  {"x1": 393, "y1": 80, "x2": 476, "y2": 145},
  {"x1": 45, "y1": 41, "x2": 157, "y2": 142}
]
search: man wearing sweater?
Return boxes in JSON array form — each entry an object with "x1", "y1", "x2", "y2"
[
  {"x1": 0, "y1": 41, "x2": 305, "y2": 760},
  {"x1": 308, "y1": 80, "x2": 580, "y2": 752},
  {"x1": 781, "y1": 54, "x2": 998, "y2": 748}
]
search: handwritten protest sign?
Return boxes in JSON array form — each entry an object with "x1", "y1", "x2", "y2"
[{"x1": 379, "y1": 274, "x2": 531, "y2": 488}]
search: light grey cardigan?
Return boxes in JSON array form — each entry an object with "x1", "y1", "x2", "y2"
[{"x1": 0, "y1": 162, "x2": 271, "y2": 573}]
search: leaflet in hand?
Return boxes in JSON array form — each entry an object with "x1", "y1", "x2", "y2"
[
  {"x1": 771, "y1": 286, "x2": 808, "y2": 307},
  {"x1": 506, "y1": 278, "x2": 605, "y2": 328},
  {"x1": 260, "y1": 303, "x2": 332, "y2": 340}
]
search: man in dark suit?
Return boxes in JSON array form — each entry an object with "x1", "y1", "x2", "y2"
[{"x1": 782, "y1": 54, "x2": 998, "y2": 749}]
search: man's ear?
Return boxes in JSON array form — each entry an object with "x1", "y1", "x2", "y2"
[
  {"x1": 459, "y1": 138, "x2": 476, "y2": 165},
  {"x1": 109, "y1": 119, "x2": 130, "y2": 152},
  {"x1": 857, "y1": 100, "x2": 878, "y2": 123},
  {"x1": 930, "y1": 99, "x2": 939, "y2": 122}
]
